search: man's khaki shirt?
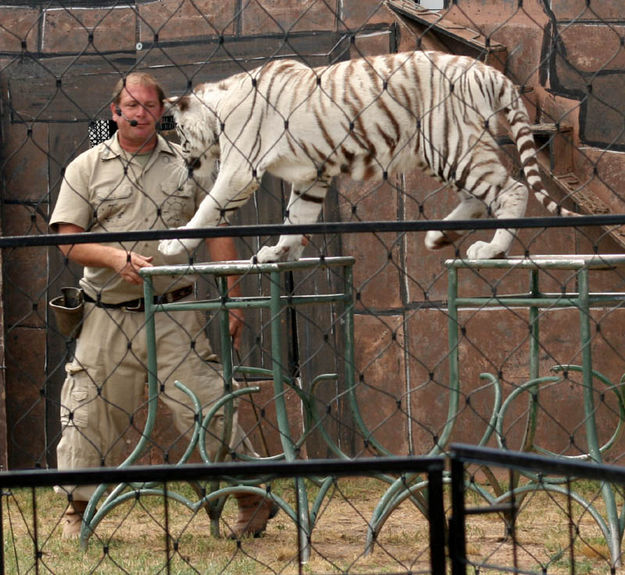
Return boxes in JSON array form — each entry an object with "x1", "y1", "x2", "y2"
[{"x1": 50, "y1": 133, "x2": 206, "y2": 303}]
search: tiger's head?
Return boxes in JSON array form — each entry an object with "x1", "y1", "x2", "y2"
[{"x1": 165, "y1": 86, "x2": 222, "y2": 173}]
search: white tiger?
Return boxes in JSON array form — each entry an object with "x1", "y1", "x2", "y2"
[{"x1": 158, "y1": 50, "x2": 577, "y2": 262}]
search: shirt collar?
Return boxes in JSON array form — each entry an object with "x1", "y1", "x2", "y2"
[{"x1": 101, "y1": 132, "x2": 177, "y2": 161}]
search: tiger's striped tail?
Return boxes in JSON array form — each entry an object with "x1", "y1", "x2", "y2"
[{"x1": 503, "y1": 81, "x2": 577, "y2": 217}]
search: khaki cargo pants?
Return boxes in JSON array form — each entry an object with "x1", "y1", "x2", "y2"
[{"x1": 55, "y1": 298, "x2": 254, "y2": 501}]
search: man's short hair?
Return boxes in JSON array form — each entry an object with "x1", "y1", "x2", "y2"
[{"x1": 112, "y1": 72, "x2": 166, "y2": 106}]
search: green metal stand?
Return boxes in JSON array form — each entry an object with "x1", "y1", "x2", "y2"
[
  {"x1": 78, "y1": 252, "x2": 625, "y2": 562},
  {"x1": 366, "y1": 254, "x2": 625, "y2": 556},
  {"x1": 79, "y1": 257, "x2": 356, "y2": 561},
  {"x1": 446, "y1": 254, "x2": 625, "y2": 566}
]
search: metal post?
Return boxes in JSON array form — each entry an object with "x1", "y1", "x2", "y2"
[
  {"x1": 449, "y1": 454, "x2": 467, "y2": 575},
  {"x1": 0, "y1": 488, "x2": 4, "y2": 575},
  {"x1": 427, "y1": 463, "x2": 447, "y2": 575},
  {"x1": 578, "y1": 268, "x2": 599, "y2": 462},
  {"x1": 285, "y1": 270, "x2": 300, "y2": 380},
  {"x1": 343, "y1": 263, "x2": 356, "y2": 448},
  {"x1": 217, "y1": 275, "x2": 234, "y2": 463},
  {"x1": 578, "y1": 268, "x2": 621, "y2": 564},
  {"x1": 269, "y1": 269, "x2": 310, "y2": 562},
  {"x1": 443, "y1": 264, "x2": 461, "y2": 454}
]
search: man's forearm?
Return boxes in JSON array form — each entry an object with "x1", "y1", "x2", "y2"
[
  {"x1": 57, "y1": 223, "x2": 153, "y2": 285},
  {"x1": 60, "y1": 241, "x2": 127, "y2": 269},
  {"x1": 207, "y1": 235, "x2": 242, "y2": 297}
]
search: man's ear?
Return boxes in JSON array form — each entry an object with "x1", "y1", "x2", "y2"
[{"x1": 110, "y1": 101, "x2": 120, "y2": 122}]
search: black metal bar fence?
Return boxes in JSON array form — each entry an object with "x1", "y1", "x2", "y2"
[
  {"x1": 0, "y1": 456, "x2": 447, "y2": 574},
  {"x1": 449, "y1": 444, "x2": 625, "y2": 575}
]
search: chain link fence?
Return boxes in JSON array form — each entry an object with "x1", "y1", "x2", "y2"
[
  {"x1": 1, "y1": 0, "x2": 625, "y2": 573},
  {"x1": 449, "y1": 444, "x2": 625, "y2": 575}
]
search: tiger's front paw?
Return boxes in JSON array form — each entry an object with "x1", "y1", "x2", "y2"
[
  {"x1": 425, "y1": 230, "x2": 462, "y2": 250},
  {"x1": 158, "y1": 236, "x2": 202, "y2": 257},
  {"x1": 466, "y1": 241, "x2": 506, "y2": 260},
  {"x1": 254, "y1": 245, "x2": 290, "y2": 264},
  {"x1": 253, "y1": 238, "x2": 307, "y2": 263}
]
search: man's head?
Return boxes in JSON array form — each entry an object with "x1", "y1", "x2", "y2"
[{"x1": 110, "y1": 72, "x2": 165, "y2": 152}]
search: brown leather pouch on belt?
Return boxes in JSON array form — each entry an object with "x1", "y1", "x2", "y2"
[{"x1": 49, "y1": 287, "x2": 84, "y2": 339}]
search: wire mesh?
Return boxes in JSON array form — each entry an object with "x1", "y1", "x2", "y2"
[
  {"x1": 1, "y1": 0, "x2": 625, "y2": 573},
  {"x1": 449, "y1": 444, "x2": 625, "y2": 575}
]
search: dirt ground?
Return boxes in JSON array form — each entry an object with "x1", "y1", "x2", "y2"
[
  {"x1": 4, "y1": 477, "x2": 625, "y2": 574},
  {"x1": 91, "y1": 477, "x2": 625, "y2": 574}
]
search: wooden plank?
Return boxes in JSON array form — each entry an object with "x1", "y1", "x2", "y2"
[{"x1": 386, "y1": 0, "x2": 506, "y2": 53}]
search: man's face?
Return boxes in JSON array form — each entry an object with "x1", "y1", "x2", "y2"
[{"x1": 111, "y1": 81, "x2": 164, "y2": 151}]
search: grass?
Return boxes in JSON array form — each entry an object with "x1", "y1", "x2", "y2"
[
  {"x1": 0, "y1": 478, "x2": 432, "y2": 574},
  {"x1": 2, "y1": 476, "x2": 625, "y2": 573}
]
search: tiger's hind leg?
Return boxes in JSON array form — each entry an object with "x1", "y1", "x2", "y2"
[
  {"x1": 424, "y1": 196, "x2": 488, "y2": 251},
  {"x1": 466, "y1": 179, "x2": 528, "y2": 260},
  {"x1": 255, "y1": 180, "x2": 329, "y2": 263}
]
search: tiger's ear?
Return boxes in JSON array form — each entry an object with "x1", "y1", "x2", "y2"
[
  {"x1": 165, "y1": 95, "x2": 192, "y2": 116},
  {"x1": 163, "y1": 96, "x2": 180, "y2": 115}
]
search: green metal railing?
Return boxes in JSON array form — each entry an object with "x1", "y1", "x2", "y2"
[
  {"x1": 446, "y1": 254, "x2": 625, "y2": 566},
  {"x1": 78, "y1": 253, "x2": 625, "y2": 564}
]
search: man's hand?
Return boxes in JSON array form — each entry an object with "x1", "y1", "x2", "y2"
[
  {"x1": 112, "y1": 251, "x2": 154, "y2": 285},
  {"x1": 229, "y1": 309, "x2": 244, "y2": 351},
  {"x1": 57, "y1": 223, "x2": 153, "y2": 284}
]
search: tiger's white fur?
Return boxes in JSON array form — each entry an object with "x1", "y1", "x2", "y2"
[{"x1": 159, "y1": 50, "x2": 576, "y2": 262}]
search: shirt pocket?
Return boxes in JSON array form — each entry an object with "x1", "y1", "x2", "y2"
[
  {"x1": 160, "y1": 178, "x2": 196, "y2": 228},
  {"x1": 92, "y1": 184, "x2": 134, "y2": 228}
]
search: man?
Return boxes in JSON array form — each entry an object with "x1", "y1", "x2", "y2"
[{"x1": 51, "y1": 72, "x2": 274, "y2": 539}]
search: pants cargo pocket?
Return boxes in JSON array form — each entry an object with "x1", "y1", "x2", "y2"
[
  {"x1": 60, "y1": 363, "x2": 97, "y2": 430},
  {"x1": 56, "y1": 363, "x2": 105, "y2": 488}
]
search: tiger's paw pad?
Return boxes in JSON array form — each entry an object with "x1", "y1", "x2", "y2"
[{"x1": 466, "y1": 241, "x2": 506, "y2": 260}]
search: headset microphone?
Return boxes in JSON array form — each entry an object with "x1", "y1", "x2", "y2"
[{"x1": 115, "y1": 107, "x2": 138, "y2": 127}]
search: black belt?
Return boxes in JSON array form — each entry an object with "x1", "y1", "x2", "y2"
[{"x1": 83, "y1": 285, "x2": 194, "y2": 312}]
